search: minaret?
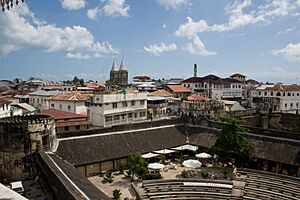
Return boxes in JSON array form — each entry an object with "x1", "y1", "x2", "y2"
[{"x1": 194, "y1": 64, "x2": 197, "y2": 77}]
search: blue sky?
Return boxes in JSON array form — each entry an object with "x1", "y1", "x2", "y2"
[{"x1": 0, "y1": 0, "x2": 300, "y2": 83}]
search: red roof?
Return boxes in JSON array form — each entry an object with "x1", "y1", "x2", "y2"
[
  {"x1": 167, "y1": 85, "x2": 191, "y2": 93},
  {"x1": 187, "y1": 95, "x2": 210, "y2": 101},
  {"x1": 41, "y1": 108, "x2": 87, "y2": 120},
  {"x1": 55, "y1": 120, "x2": 91, "y2": 127}
]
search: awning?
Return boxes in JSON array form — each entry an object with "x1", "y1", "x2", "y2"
[
  {"x1": 182, "y1": 159, "x2": 202, "y2": 169},
  {"x1": 153, "y1": 149, "x2": 176, "y2": 154},
  {"x1": 142, "y1": 152, "x2": 160, "y2": 159},
  {"x1": 171, "y1": 144, "x2": 198, "y2": 152},
  {"x1": 148, "y1": 163, "x2": 165, "y2": 170},
  {"x1": 196, "y1": 152, "x2": 212, "y2": 159}
]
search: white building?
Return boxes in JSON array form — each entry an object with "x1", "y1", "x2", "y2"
[
  {"x1": 38, "y1": 81, "x2": 74, "y2": 91},
  {"x1": 248, "y1": 84, "x2": 300, "y2": 113},
  {"x1": 0, "y1": 99, "x2": 22, "y2": 118},
  {"x1": 181, "y1": 74, "x2": 245, "y2": 100},
  {"x1": 48, "y1": 91, "x2": 91, "y2": 115},
  {"x1": 29, "y1": 90, "x2": 62, "y2": 111},
  {"x1": 88, "y1": 92, "x2": 147, "y2": 127}
]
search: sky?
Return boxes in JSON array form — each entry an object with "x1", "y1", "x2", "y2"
[{"x1": 0, "y1": 0, "x2": 300, "y2": 83}]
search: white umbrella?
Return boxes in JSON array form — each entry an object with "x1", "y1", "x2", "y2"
[
  {"x1": 182, "y1": 159, "x2": 202, "y2": 169},
  {"x1": 196, "y1": 152, "x2": 212, "y2": 159},
  {"x1": 153, "y1": 149, "x2": 176, "y2": 154},
  {"x1": 148, "y1": 163, "x2": 165, "y2": 170},
  {"x1": 142, "y1": 152, "x2": 160, "y2": 159},
  {"x1": 171, "y1": 144, "x2": 198, "y2": 152}
]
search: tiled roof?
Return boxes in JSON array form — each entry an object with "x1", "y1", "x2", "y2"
[
  {"x1": 48, "y1": 91, "x2": 91, "y2": 101},
  {"x1": 187, "y1": 95, "x2": 210, "y2": 101},
  {"x1": 55, "y1": 120, "x2": 91, "y2": 127},
  {"x1": 149, "y1": 90, "x2": 174, "y2": 97},
  {"x1": 41, "y1": 108, "x2": 87, "y2": 120},
  {"x1": 265, "y1": 84, "x2": 300, "y2": 91},
  {"x1": 167, "y1": 85, "x2": 191, "y2": 93},
  {"x1": 230, "y1": 73, "x2": 246, "y2": 78},
  {"x1": 29, "y1": 90, "x2": 62, "y2": 96},
  {"x1": 0, "y1": 98, "x2": 10, "y2": 105}
]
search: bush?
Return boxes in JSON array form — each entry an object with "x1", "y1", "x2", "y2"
[
  {"x1": 104, "y1": 171, "x2": 114, "y2": 183},
  {"x1": 181, "y1": 170, "x2": 189, "y2": 178},
  {"x1": 119, "y1": 165, "x2": 124, "y2": 175},
  {"x1": 113, "y1": 189, "x2": 121, "y2": 199},
  {"x1": 202, "y1": 172, "x2": 209, "y2": 179}
]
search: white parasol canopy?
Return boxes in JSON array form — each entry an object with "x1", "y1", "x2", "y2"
[
  {"x1": 172, "y1": 144, "x2": 198, "y2": 152},
  {"x1": 148, "y1": 163, "x2": 165, "y2": 170},
  {"x1": 196, "y1": 152, "x2": 212, "y2": 159},
  {"x1": 153, "y1": 149, "x2": 176, "y2": 154},
  {"x1": 182, "y1": 159, "x2": 202, "y2": 169},
  {"x1": 142, "y1": 152, "x2": 160, "y2": 159}
]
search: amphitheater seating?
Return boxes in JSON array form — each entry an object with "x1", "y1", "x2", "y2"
[
  {"x1": 140, "y1": 179, "x2": 233, "y2": 200},
  {"x1": 240, "y1": 169, "x2": 300, "y2": 200}
]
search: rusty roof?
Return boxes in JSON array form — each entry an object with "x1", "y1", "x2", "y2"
[
  {"x1": 48, "y1": 91, "x2": 91, "y2": 101},
  {"x1": 167, "y1": 85, "x2": 191, "y2": 93}
]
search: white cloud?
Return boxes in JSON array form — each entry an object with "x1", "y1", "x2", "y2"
[
  {"x1": 144, "y1": 43, "x2": 177, "y2": 55},
  {"x1": 0, "y1": 3, "x2": 119, "y2": 59},
  {"x1": 66, "y1": 52, "x2": 90, "y2": 60},
  {"x1": 162, "y1": 24, "x2": 167, "y2": 28},
  {"x1": 102, "y1": 0, "x2": 130, "y2": 17},
  {"x1": 87, "y1": 0, "x2": 130, "y2": 20},
  {"x1": 272, "y1": 43, "x2": 300, "y2": 63},
  {"x1": 60, "y1": 0, "x2": 85, "y2": 10},
  {"x1": 87, "y1": 7, "x2": 100, "y2": 21},
  {"x1": 277, "y1": 26, "x2": 296, "y2": 34},
  {"x1": 183, "y1": 35, "x2": 217, "y2": 56},
  {"x1": 156, "y1": 0, "x2": 188, "y2": 10},
  {"x1": 175, "y1": 0, "x2": 300, "y2": 56}
]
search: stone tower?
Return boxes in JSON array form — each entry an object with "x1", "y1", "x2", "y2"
[
  {"x1": 108, "y1": 58, "x2": 128, "y2": 87},
  {"x1": 194, "y1": 63, "x2": 197, "y2": 77}
]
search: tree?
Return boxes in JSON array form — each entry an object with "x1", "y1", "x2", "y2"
[
  {"x1": 112, "y1": 189, "x2": 121, "y2": 199},
  {"x1": 128, "y1": 154, "x2": 148, "y2": 180},
  {"x1": 210, "y1": 118, "x2": 253, "y2": 167}
]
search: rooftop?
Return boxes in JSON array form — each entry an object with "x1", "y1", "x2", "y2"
[
  {"x1": 41, "y1": 108, "x2": 87, "y2": 120},
  {"x1": 48, "y1": 91, "x2": 91, "y2": 101},
  {"x1": 187, "y1": 95, "x2": 210, "y2": 101},
  {"x1": 167, "y1": 85, "x2": 191, "y2": 93},
  {"x1": 149, "y1": 89, "x2": 174, "y2": 97},
  {"x1": 29, "y1": 90, "x2": 63, "y2": 96}
]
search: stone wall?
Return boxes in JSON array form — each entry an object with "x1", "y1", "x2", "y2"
[{"x1": 0, "y1": 115, "x2": 56, "y2": 181}]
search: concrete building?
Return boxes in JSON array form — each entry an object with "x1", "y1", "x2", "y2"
[
  {"x1": 87, "y1": 92, "x2": 147, "y2": 127},
  {"x1": 28, "y1": 90, "x2": 62, "y2": 111},
  {"x1": 181, "y1": 75, "x2": 244, "y2": 100},
  {"x1": 165, "y1": 85, "x2": 192, "y2": 98},
  {"x1": 147, "y1": 96, "x2": 168, "y2": 119},
  {"x1": 48, "y1": 91, "x2": 91, "y2": 115},
  {"x1": 248, "y1": 84, "x2": 300, "y2": 113},
  {"x1": 0, "y1": 98, "x2": 23, "y2": 118},
  {"x1": 41, "y1": 108, "x2": 91, "y2": 134},
  {"x1": 37, "y1": 81, "x2": 74, "y2": 91}
]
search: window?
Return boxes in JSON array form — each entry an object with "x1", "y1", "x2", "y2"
[
  {"x1": 270, "y1": 92, "x2": 273, "y2": 96},
  {"x1": 232, "y1": 85, "x2": 235, "y2": 88},
  {"x1": 68, "y1": 105, "x2": 71, "y2": 111},
  {"x1": 131, "y1": 101, "x2": 135, "y2": 106},
  {"x1": 264, "y1": 92, "x2": 267, "y2": 96},
  {"x1": 114, "y1": 115, "x2": 120, "y2": 120},
  {"x1": 288, "y1": 93, "x2": 291, "y2": 96},
  {"x1": 105, "y1": 116, "x2": 112, "y2": 122},
  {"x1": 297, "y1": 93, "x2": 299, "y2": 96},
  {"x1": 140, "y1": 100, "x2": 145, "y2": 105},
  {"x1": 122, "y1": 102, "x2": 127, "y2": 107},
  {"x1": 140, "y1": 112, "x2": 143, "y2": 117},
  {"x1": 283, "y1": 92, "x2": 286, "y2": 96},
  {"x1": 64, "y1": 126, "x2": 69, "y2": 132},
  {"x1": 276, "y1": 92, "x2": 281, "y2": 96},
  {"x1": 128, "y1": 113, "x2": 133, "y2": 118},
  {"x1": 285, "y1": 103, "x2": 287, "y2": 108},
  {"x1": 121, "y1": 114, "x2": 126, "y2": 119},
  {"x1": 258, "y1": 91, "x2": 261, "y2": 96},
  {"x1": 297, "y1": 103, "x2": 299, "y2": 107},
  {"x1": 96, "y1": 98, "x2": 99, "y2": 101},
  {"x1": 239, "y1": 85, "x2": 241, "y2": 88},
  {"x1": 134, "y1": 113, "x2": 137, "y2": 118},
  {"x1": 113, "y1": 102, "x2": 117, "y2": 109},
  {"x1": 59, "y1": 104, "x2": 62, "y2": 109},
  {"x1": 51, "y1": 103, "x2": 54, "y2": 108},
  {"x1": 37, "y1": 98, "x2": 39, "y2": 104},
  {"x1": 76, "y1": 125, "x2": 80, "y2": 130},
  {"x1": 291, "y1": 103, "x2": 293, "y2": 107}
]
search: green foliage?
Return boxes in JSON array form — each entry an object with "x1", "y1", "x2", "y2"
[
  {"x1": 63, "y1": 76, "x2": 85, "y2": 86},
  {"x1": 210, "y1": 118, "x2": 253, "y2": 166},
  {"x1": 118, "y1": 165, "x2": 124, "y2": 175},
  {"x1": 125, "y1": 169, "x2": 132, "y2": 177},
  {"x1": 181, "y1": 96, "x2": 188, "y2": 102},
  {"x1": 159, "y1": 155, "x2": 166, "y2": 164},
  {"x1": 201, "y1": 172, "x2": 209, "y2": 179},
  {"x1": 181, "y1": 170, "x2": 189, "y2": 178},
  {"x1": 128, "y1": 154, "x2": 148, "y2": 180},
  {"x1": 112, "y1": 189, "x2": 121, "y2": 199},
  {"x1": 103, "y1": 171, "x2": 114, "y2": 183}
]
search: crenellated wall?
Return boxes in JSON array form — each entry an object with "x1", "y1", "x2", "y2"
[{"x1": 0, "y1": 115, "x2": 56, "y2": 181}]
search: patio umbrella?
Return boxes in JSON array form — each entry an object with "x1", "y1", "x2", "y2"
[
  {"x1": 171, "y1": 144, "x2": 198, "y2": 152},
  {"x1": 153, "y1": 149, "x2": 176, "y2": 154},
  {"x1": 182, "y1": 159, "x2": 202, "y2": 169},
  {"x1": 148, "y1": 163, "x2": 165, "y2": 170},
  {"x1": 196, "y1": 152, "x2": 212, "y2": 159},
  {"x1": 142, "y1": 152, "x2": 160, "y2": 159}
]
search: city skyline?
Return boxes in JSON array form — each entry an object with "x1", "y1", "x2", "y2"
[{"x1": 0, "y1": 0, "x2": 300, "y2": 83}]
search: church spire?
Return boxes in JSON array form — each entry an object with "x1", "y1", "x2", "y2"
[
  {"x1": 111, "y1": 59, "x2": 116, "y2": 71},
  {"x1": 119, "y1": 57, "x2": 126, "y2": 71}
]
